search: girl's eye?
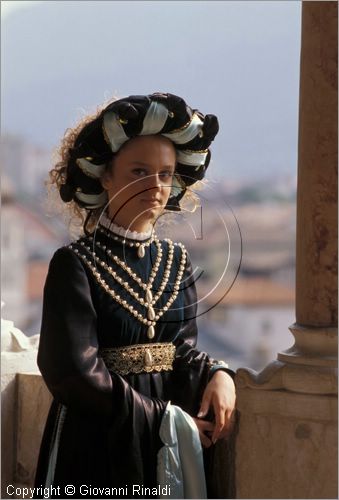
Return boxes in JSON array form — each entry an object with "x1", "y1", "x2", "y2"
[
  {"x1": 132, "y1": 168, "x2": 148, "y2": 177},
  {"x1": 131, "y1": 168, "x2": 174, "y2": 179},
  {"x1": 159, "y1": 171, "x2": 174, "y2": 179}
]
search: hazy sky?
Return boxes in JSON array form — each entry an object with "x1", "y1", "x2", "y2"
[
  {"x1": 2, "y1": 1, "x2": 302, "y2": 181},
  {"x1": 1, "y1": 0, "x2": 41, "y2": 17}
]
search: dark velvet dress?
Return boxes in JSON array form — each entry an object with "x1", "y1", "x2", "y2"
[{"x1": 33, "y1": 228, "x2": 232, "y2": 499}]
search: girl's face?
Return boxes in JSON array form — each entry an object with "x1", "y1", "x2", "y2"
[{"x1": 101, "y1": 135, "x2": 176, "y2": 232}]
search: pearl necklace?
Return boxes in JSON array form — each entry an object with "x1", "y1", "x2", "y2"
[
  {"x1": 96, "y1": 225, "x2": 154, "y2": 258},
  {"x1": 78, "y1": 240, "x2": 175, "y2": 318},
  {"x1": 97, "y1": 219, "x2": 154, "y2": 258},
  {"x1": 69, "y1": 238, "x2": 186, "y2": 339},
  {"x1": 88, "y1": 237, "x2": 175, "y2": 299}
]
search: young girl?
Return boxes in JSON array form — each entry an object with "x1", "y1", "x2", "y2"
[{"x1": 34, "y1": 92, "x2": 236, "y2": 498}]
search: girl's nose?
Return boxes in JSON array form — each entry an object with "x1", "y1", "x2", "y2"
[{"x1": 145, "y1": 173, "x2": 162, "y2": 190}]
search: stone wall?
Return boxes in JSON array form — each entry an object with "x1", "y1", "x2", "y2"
[{"x1": 1, "y1": 373, "x2": 52, "y2": 499}]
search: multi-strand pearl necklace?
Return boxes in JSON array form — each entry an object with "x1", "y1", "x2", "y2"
[{"x1": 69, "y1": 234, "x2": 186, "y2": 339}]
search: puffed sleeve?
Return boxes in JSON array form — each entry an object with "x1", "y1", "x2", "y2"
[
  {"x1": 169, "y1": 252, "x2": 235, "y2": 416},
  {"x1": 37, "y1": 247, "x2": 116, "y2": 418}
]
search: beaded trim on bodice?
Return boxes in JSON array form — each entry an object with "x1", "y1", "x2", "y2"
[{"x1": 68, "y1": 235, "x2": 187, "y2": 340}]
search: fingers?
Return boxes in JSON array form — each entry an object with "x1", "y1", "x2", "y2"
[
  {"x1": 211, "y1": 401, "x2": 237, "y2": 443},
  {"x1": 192, "y1": 418, "x2": 215, "y2": 449},
  {"x1": 194, "y1": 410, "x2": 236, "y2": 448},
  {"x1": 199, "y1": 431, "x2": 212, "y2": 448},
  {"x1": 218, "y1": 410, "x2": 236, "y2": 440},
  {"x1": 197, "y1": 389, "x2": 212, "y2": 418},
  {"x1": 211, "y1": 399, "x2": 225, "y2": 444},
  {"x1": 196, "y1": 419, "x2": 215, "y2": 433},
  {"x1": 196, "y1": 374, "x2": 237, "y2": 445}
]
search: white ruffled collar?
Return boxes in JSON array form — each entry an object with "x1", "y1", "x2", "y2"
[{"x1": 98, "y1": 212, "x2": 153, "y2": 241}]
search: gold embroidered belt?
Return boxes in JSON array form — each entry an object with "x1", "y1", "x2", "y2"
[{"x1": 98, "y1": 342, "x2": 176, "y2": 375}]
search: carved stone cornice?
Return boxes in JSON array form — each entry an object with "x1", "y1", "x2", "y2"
[{"x1": 236, "y1": 323, "x2": 338, "y2": 395}]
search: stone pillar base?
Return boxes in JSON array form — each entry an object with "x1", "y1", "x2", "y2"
[
  {"x1": 234, "y1": 385, "x2": 337, "y2": 499},
  {"x1": 237, "y1": 324, "x2": 337, "y2": 395},
  {"x1": 234, "y1": 323, "x2": 338, "y2": 499}
]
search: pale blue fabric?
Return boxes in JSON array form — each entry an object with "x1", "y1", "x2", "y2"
[
  {"x1": 176, "y1": 150, "x2": 208, "y2": 167},
  {"x1": 103, "y1": 111, "x2": 130, "y2": 152},
  {"x1": 157, "y1": 402, "x2": 207, "y2": 499},
  {"x1": 162, "y1": 113, "x2": 203, "y2": 145},
  {"x1": 141, "y1": 101, "x2": 169, "y2": 136}
]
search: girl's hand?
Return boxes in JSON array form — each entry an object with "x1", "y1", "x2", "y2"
[
  {"x1": 192, "y1": 417, "x2": 215, "y2": 448},
  {"x1": 197, "y1": 370, "x2": 236, "y2": 444}
]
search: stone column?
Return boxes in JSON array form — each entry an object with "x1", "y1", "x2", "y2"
[
  {"x1": 232, "y1": 3, "x2": 338, "y2": 498},
  {"x1": 296, "y1": 1, "x2": 337, "y2": 329},
  {"x1": 277, "y1": 0, "x2": 338, "y2": 393}
]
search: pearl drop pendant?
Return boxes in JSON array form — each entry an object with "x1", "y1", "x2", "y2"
[
  {"x1": 147, "y1": 325, "x2": 155, "y2": 339},
  {"x1": 137, "y1": 245, "x2": 145, "y2": 258},
  {"x1": 144, "y1": 349, "x2": 153, "y2": 366},
  {"x1": 148, "y1": 306, "x2": 155, "y2": 321},
  {"x1": 145, "y1": 289, "x2": 153, "y2": 303}
]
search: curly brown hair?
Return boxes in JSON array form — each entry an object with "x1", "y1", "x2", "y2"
[
  {"x1": 45, "y1": 97, "x2": 116, "y2": 237},
  {"x1": 45, "y1": 95, "x2": 203, "y2": 239}
]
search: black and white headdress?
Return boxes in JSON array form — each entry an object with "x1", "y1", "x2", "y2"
[{"x1": 60, "y1": 92, "x2": 219, "y2": 211}]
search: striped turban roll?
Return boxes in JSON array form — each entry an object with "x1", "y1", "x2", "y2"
[{"x1": 59, "y1": 92, "x2": 219, "y2": 211}]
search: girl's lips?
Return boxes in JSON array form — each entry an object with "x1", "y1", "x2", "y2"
[{"x1": 141, "y1": 199, "x2": 161, "y2": 206}]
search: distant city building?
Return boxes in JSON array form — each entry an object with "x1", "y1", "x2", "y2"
[
  {"x1": 197, "y1": 277, "x2": 295, "y2": 371},
  {"x1": 1, "y1": 176, "x2": 28, "y2": 326},
  {"x1": 0, "y1": 133, "x2": 52, "y2": 196},
  {"x1": 1, "y1": 173, "x2": 68, "y2": 330}
]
